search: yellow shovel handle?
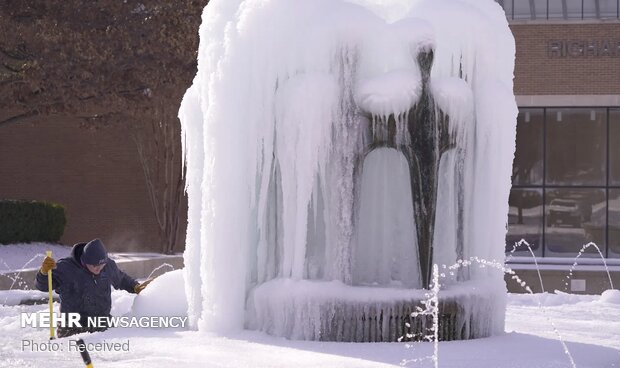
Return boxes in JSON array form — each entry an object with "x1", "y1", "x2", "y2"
[{"x1": 46, "y1": 250, "x2": 55, "y2": 340}]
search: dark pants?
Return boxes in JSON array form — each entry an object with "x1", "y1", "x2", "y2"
[
  {"x1": 56, "y1": 314, "x2": 112, "y2": 338},
  {"x1": 57, "y1": 325, "x2": 108, "y2": 338}
]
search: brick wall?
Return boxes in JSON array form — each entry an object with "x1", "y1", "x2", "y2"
[
  {"x1": 511, "y1": 22, "x2": 620, "y2": 95},
  {"x1": 0, "y1": 116, "x2": 186, "y2": 253}
]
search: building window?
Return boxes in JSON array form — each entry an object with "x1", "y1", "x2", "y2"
[
  {"x1": 545, "y1": 108, "x2": 606, "y2": 186},
  {"x1": 545, "y1": 188, "x2": 605, "y2": 256},
  {"x1": 507, "y1": 188, "x2": 543, "y2": 256},
  {"x1": 508, "y1": 107, "x2": 618, "y2": 258},
  {"x1": 610, "y1": 109, "x2": 620, "y2": 185},
  {"x1": 496, "y1": 0, "x2": 620, "y2": 20},
  {"x1": 513, "y1": 109, "x2": 544, "y2": 185},
  {"x1": 608, "y1": 189, "x2": 620, "y2": 257}
]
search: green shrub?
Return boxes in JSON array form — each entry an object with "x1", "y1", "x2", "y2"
[{"x1": 0, "y1": 200, "x2": 67, "y2": 244}]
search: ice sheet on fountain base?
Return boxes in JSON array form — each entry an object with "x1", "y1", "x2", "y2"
[{"x1": 246, "y1": 278, "x2": 507, "y2": 340}]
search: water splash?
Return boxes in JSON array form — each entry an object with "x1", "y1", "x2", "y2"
[
  {"x1": 5, "y1": 254, "x2": 45, "y2": 291},
  {"x1": 563, "y1": 242, "x2": 614, "y2": 292},
  {"x1": 401, "y1": 258, "x2": 578, "y2": 368},
  {"x1": 451, "y1": 258, "x2": 576, "y2": 368},
  {"x1": 505, "y1": 239, "x2": 545, "y2": 293},
  {"x1": 506, "y1": 238, "x2": 613, "y2": 293},
  {"x1": 431, "y1": 264, "x2": 439, "y2": 368},
  {"x1": 146, "y1": 263, "x2": 175, "y2": 280},
  {"x1": 399, "y1": 267, "x2": 438, "y2": 367},
  {"x1": 1, "y1": 254, "x2": 45, "y2": 305},
  {"x1": 0, "y1": 258, "x2": 13, "y2": 273}
]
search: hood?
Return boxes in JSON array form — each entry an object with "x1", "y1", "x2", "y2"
[{"x1": 70, "y1": 242, "x2": 88, "y2": 265}]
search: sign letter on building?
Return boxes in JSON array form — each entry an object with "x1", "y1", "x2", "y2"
[{"x1": 548, "y1": 39, "x2": 620, "y2": 58}]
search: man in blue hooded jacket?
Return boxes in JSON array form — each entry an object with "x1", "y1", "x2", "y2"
[{"x1": 36, "y1": 238, "x2": 152, "y2": 337}]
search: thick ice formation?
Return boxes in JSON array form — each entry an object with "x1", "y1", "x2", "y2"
[
  {"x1": 247, "y1": 278, "x2": 505, "y2": 341},
  {"x1": 180, "y1": 0, "x2": 517, "y2": 337}
]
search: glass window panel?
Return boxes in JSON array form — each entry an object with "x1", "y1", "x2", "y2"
[
  {"x1": 598, "y1": 0, "x2": 618, "y2": 18},
  {"x1": 611, "y1": 109, "x2": 620, "y2": 185},
  {"x1": 608, "y1": 189, "x2": 620, "y2": 258},
  {"x1": 545, "y1": 188, "x2": 606, "y2": 257},
  {"x1": 583, "y1": 0, "x2": 600, "y2": 17},
  {"x1": 514, "y1": 0, "x2": 534, "y2": 19},
  {"x1": 513, "y1": 109, "x2": 544, "y2": 185},
  {"x1": 548, "y1": 0, "x2": 583, "y2": 18},
  {"x1": 534, "y1": 0, "x2": 549, "y2": 18},
  {"x1": 506, "y1": 189, "x2": 544, "y2": 257},
  {"x1": 546, "y1": 108, "x2": 606, "y2": 186},
  {"x1": 566, "y1": 0, "x2": 585, "y2": 18},
  {"x1": 548, "y1": 0, "x2": 568, "y2": 17},
  {"x1": 503, "y1": 0, "x2": 515, "y2": 19}
]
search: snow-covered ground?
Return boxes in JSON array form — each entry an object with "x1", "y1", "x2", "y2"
[{"x1": 1, "y1": 274, "x2": 618, "y2": 368}]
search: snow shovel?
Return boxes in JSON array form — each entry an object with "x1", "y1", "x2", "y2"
[
  {"x1": 76, "y1": 338, "x2": 94, "y2": 368},
  {"x1": 46, "y1": 250, "x2": 55, "y2": 340}
]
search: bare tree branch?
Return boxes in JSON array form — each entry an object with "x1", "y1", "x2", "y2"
[
  {"x1": 0, "y1": 45, "x2": 30, "y2": 61},
  {"x1": 0, "y1": 77, "x2": 25, "y2": 87},
  {"x1": 0, "y1": 1, "x2": 201, "y2": 252},
  {"x1": 0, "y1": 110, "x2": 39, "y2": 127}
]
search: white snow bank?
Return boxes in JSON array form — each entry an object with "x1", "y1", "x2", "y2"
[
  {"x1": 130, "y1": 270, "x2": 188, "y2": 320},
  {"x1": 508, "y1": 289, "x2": 620, "y2": 308},
  {"x1": 0, "y1": 290, "x2": 54, "y2": 306},
  {"x1": 507, "y1": 291, "x2": 598, "y2": 307},
  {"x1": 506, "y1": 291, "x2": 620, "y2": 351},
  {"x1": 599, "y1": 289, "x2": 620, "y2": 304}
]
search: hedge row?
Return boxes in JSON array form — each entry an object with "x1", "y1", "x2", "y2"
[{"x1": 0, "y1": 200, "x2": 67, "y2": 244}]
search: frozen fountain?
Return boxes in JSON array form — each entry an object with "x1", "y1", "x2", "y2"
[{"x1": 179, "y1": 0, "x2": 518, "y2": 342}]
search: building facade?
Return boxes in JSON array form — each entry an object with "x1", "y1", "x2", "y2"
[
  {"x1": 0, "y1": 116, "x2": 165, "y2": 253},
  {"x1": 499, "y1": 0, "x2": 620, "y2": 292}
]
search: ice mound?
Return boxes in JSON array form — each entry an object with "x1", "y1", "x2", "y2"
[
  {"x1": 599, "y1": 289, "x2": 620, "y2": 304},
  {"x1": 130, "y1": 270, "x2": 188, "y2": 318}
]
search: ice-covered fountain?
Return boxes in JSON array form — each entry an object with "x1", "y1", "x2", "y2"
[{"x1": 180, "y1": 0, "x2": 517, "y2": 342}]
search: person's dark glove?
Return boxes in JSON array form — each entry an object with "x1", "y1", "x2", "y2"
[
  {"x1": 134, "y1": 277, "x2": 156, "y2": 294},
  {"x1": 40, "y1": 256, "x2": 56, "y2": 275}
]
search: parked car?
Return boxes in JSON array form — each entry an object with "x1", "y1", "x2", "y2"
[{"x1": 546, "y1": 199, "x2": 590, "y2": 228}]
